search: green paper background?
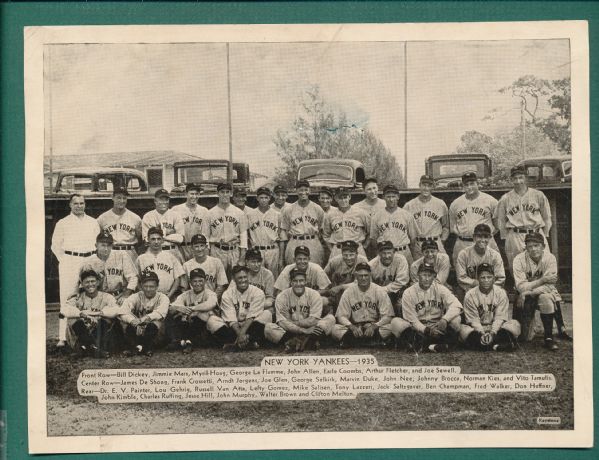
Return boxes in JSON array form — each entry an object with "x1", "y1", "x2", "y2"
[{"x1": 1, "y1": 2, "x2": 596, "y2": 458}]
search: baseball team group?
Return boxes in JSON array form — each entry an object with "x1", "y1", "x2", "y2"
[{"x1": 50, "y1": 164, "x2": 571, "y2": 358}]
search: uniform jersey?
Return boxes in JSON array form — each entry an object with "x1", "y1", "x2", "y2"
[
  {"x1": 370, "y1": 207, "x2": 418, "y2": 248},
  {"x1": 456, "y1": 246, "x2": 505, "y2": 291},
  {"x1": 274, "y1": 262, "x2": 331, "y2": 292},
  {"x1": 207, "y1": 204, "x2": 248, "y2": 247},
  {"x1": 449, "y1": 192, "x2": 498, "y2": 237},
  {"x1": 354, "y1": 198, "x2": 386, "y2": 218},
  {"x1": 247, "y1": 267, "x2": 275, "y2": 300},
  {"x1": 79, "y1": 252, "x2": 138, "y2": 295},
  {"x1": 171, "y1": 203, "x2": 210, "y2": 243},
  {"x1": 496, "y1": 188, "x2": 551, "y2": 236},
  {"x1": 120, "y1": 291, "x2": 170, "y2": 323},
  {"x1": 280, "y1": 201, "x2": 324, "y2": 239},
  {"x1": 246, "y1": 207, "x2": 282, "y2": 247},
  {"x1": 182, "y1": 256, "x2": 228, "y2": 291},
  {"x1": 141, "y1": 209, "x2": 185, "y2": 243},
  {"x1": 137, "y1": 251, "x2": 184, "y2": 294},
  {"x1": 322, "y1": 206, "x2": 370, "y2": 245},
  {"x1": 324, "y1": 254, "x2": 369, "y2": 287},
  {"x1": 512, "y1": 251, "x2": 561, "y2": 300},
  {"x1": 410, "y1": 254, "x2": 451, "y2": 285},
  {"x1": 403, "y1": 195, "x2": 448, "y2": 238},
  {"x1": 171, "y1": 288, "x2": 218, "y2": 315},
  {"x1": 61, "y1": 291, "x2": 119, "y2": 319},
  {"x1": 275, "y1": 287, "x2": 323, "y2": 326},
  {"x1": 369, "y1": 253, "x2": 410, "y2": 293},
  {"x1": 336, "y1": 283, "x2": 394, "y2": 324},
  {"x1": 97, "y1": 209, "x2": 142, "y2": 246},
  {"x1": 463, "y1": 285, "x2": 509, "y2": 334},
  {"x1": 402, "y1": 282, "x2": 462, "y2": 333},
  {"x1": 220, "y1": 284, "x2": 265, "y2": 323}
]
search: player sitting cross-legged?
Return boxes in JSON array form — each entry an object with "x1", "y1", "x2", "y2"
[
  {"x1": 265, "y1": 268, "x2": 335, "y2": 352},
  {"x1": 461, "y1": 263, "x2": 520, "y2": 351}
]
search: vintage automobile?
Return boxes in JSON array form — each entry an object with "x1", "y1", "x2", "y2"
[
  {"x1": 296, "y1": 158, "x2": 366, "y2": 192},
  {"x1": 46, "y1": 167, "x2": 148, "y2": 195},
  {"x1": 515, "y1": 156, "x2": 572, "y2": 185},
  {"x1": 425, "y1": 153, "x2": 493, "y2": 188},
  {"x1": 171, "y1": 160, "x2": 253, "y2": 194}
]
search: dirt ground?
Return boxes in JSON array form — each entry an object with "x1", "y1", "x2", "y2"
[{"x1": 45, "y1": 307, "x2": 574, "y2": 436}]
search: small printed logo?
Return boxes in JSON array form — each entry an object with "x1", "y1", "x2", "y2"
[{"x1": 536, "y1": 416, "x2": 561, "y2": 425}]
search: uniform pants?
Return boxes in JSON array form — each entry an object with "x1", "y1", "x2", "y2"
[
  {"x1": 412, "y1": 238, "x2": 445, "y2": 260},
  {"x1": 461, "y1": 322, "x2": 521, "y2": 350},
  {"x1": 513, "y1": 294, "x2": 559, "y2": 342},
  {"x1": 124, "y1": 322, "x2": 161, "y2": 351},
  {"x1": 210, "y1": 246, "x2": 240, "y2": 279},
  {"x1": 393, "y1": 316, "x2": 464, "y2": 346},
  {"x1": 504, "y1": 231, "x2": 549, "y2": 271},
  {"x1": 330, "y1": 317, "x2": 405, "y2": 342},
  {"x1": 112, "y1": 248, "x2": 139, "y2": 265},
  {"x1": 264, "y1": 314, "x2": 336, "y2": 344},
  {"x1": 285, "y1": 238, "x2": 324, "y2": 266},
  {"x1": 452, "y1": 237, "x2": 500, "y2": 268},
  {"x1": 67, "y1": 318, "x2": 122, "y2": 352},
  {"x1": 259, "y1": 247, "x2": 281, "y2": 279},
  {"x1": 165, "y1": 313, "x2": 212, "y2": 345},
  {"x1": 207, "y1": 311, "x2": 272, "y2": 345},
  {"x1": 396, "y1": 247, "x2": 414, "y2": 268},
  {"x1": 178, "y1": 245, "x2": 195, "y2": 263},
  {"x1": 58, "y1": 255, "x2": 88, "y2": 341}
]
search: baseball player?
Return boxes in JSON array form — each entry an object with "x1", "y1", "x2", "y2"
[
  {"x1": 396, "y1": 263, "x2": 464, "y2": 352},
  {"x1": 60, "y1": 269, "x2": 121, "y2": 358},
  {"x1": 96, "y1": 187, "x2": 142, "y2": 263},
  {"x1": 280, "y1": 180, "x2": 325, "y2": 266},
  {"x1": 455, "y1": 223, "x2": 505, "y2": 296},
  {"x1": 51, "y1": 193, "x2": 100, "y2": 348},
  {"x1": 136, "y1": 226, "x2": 185, "y2": 301},
  {"x1": 271, "y1": 184, "x2": 292, "y2": 214},
  {"x1": 410, "y1": 239, "x2": 451, "y2": 287},
  {"x1": 354, "y1": 177, "x2": 386, "y2": 218},
  {"x1": 274, "y1": 245, "x2": 331, "y2": 299},
  {"x1": 246, "y1": 187, "x2": 284, "y2": 278},
  {"x1": 119, "y1": 271, "x2": 170, "y2": 357},
  {"x1": 369, "y1": 184, "x2": 418, "y2": 266},
  {"x1": 369, "y1": 240, "x2": 410, "y2": 314},
  {"x1": 403, "y1": 175, "x2": 449, "y2": 259},
  {"x1": 513, "y1": 232, "x2": 569, "y2": 349},
  {"x1": 141, "y1": 188, "x2": 185, "y2": 263},
  {"x1": 165, "y1": 268, "x2": 219, "y2": 353},
  {"x1": 78, "y1": 232, "x2": 138, "y2": 305},
  {"x1": 323, "y1": 187, "x2": 371, "y2": 259},
  {"x1": 264, "y1": 268, "x2": 336, "y2": 352},
  {"x1": 318, "y1": 187, "x2": 337, "y2": 214},
  {"x1": 206, "y1": 265, "x2": 272, "y2": 351},
  {"x1": 245, "y1": 248, "x2": 276, "y2": 318},
  {"x1": 232, "y1": 189, "x2": 252, "y2": 217},
  {"x1": 181, "y1": 234, "x2": 228, "y2": 299},
  {"x1": 331, "y1": 262, "x2": 401, "y2": 347},
  {"x1": 496, "y1": 165, "x2": 552, "y2": 271},
  {"x1": 449, "y1": 171, "x2": 499, "y2": 267},
  {"x1": 171, "y1": 183, "x2": 210, "y2": 262},
  {"x1": 207, "y1": 182, "x2": 248, "y2": 277},
  {"x1": 461, "y1": 263, "x2": 520, "y2": 351}
]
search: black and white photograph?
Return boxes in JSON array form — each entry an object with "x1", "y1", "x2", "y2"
[{"x1": 25, "y1": 22, "x2": 592, "y2": 453}]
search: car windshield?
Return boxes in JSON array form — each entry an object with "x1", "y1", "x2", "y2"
[
  {"x1": 176, "y1": 166, "x2": 237, "y2": 184},
  {"x1": 298, "y1": 165, "x2": 353, "y2": 181},
  {"x1": 432, "y1": 160, "x2": 486, "y2": 178}
]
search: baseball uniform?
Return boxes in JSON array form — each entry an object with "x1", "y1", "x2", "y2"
[
  {"x1": 322, "y1": 206, "x2": 370, "y2": 258},
  {"x1": 403, "y1": 195, "x2": 449, "y2": 258},
  {"x1": 119, "y1": 290, "x2": 171, "y2": 350},
  {"x1": 455, "y1": 246, "x2": 505, "y2": 293},
  {"x1": 274, "y1": 262, "x2": 331, "y2": 292},
  {"x1": 270, "y1": 202, "x2": 292, "y2": 214},
  {"x1": 247, "y1": 207, "x2": 283, "y2": 278},
  {"x1": 141, "y1": 209, "x2": 185, "y2": 263},
  {"x1": 369, "y1": 253, "x2": 410, "y2": 295},
  {"x1": 136, "y1": 250, "x2": 184, "y2": 295},
  {"x1": 182, "y1": 256, "x2": 228, "y2": 293},
  {"x1": 51, "y1": 212, "x2": 100, "y2": 341},
  {"x1": 496, "y1": 187, "x2": 552, "y2": 270},
  {"x1": 79, "y1": 251, "x2": 138, "y2": 301},
  {"x1": 280, "y1": 201, "x2": 325, "y2": 265},
  {"x1": 370, "y1": 207, "x2": 418, "y2": 266},
  {"x1": 97, "y1": 208, "x2": 142, "y2": 263},
  {"x1": 449, "y1": 192, "x2": 499, "y2": 266},
  {"x1": 171, "y1": 202, "x2": 210, "y2": 262},
  {"x1": 354, "y1": 197, "x2": 386, "y2": 218},
  {"x1": 166, "y1": 287, "x2": 219, "y2": 347},
  {"x1": 325, "y1": 254, "x2": 369, "y2": 287},
  {"x1": 207, "y1": 204, "x2": 248, "y2": 275},
  {"x1": 247, "y1": 267, "x2": 275, "y2": 311},
  {"x1": 410, "y1": 253, "x2": 451, "y2": 286}
]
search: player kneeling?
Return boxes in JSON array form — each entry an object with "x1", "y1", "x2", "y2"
[
  {"x1": 207, "y1": 265, "x2": 272, "y2": 351},
  {"x1": 165, "y1": 268, "x2": 219, "y2": 353},
  {"x1": 60, "y1": 269, "x2": 121, "y2": 358},
  {"x1": 396, "y1": 263, "x2": 463, "y2": 352},
  {"x1": 332, "y1": 263, "x2": 401, "y2": 348},
  {"x1": 265, "y1": 268, "x2": 335, "y2": 352},
  {"x1": 461, "y1": 263, "x2": 520, "y2": 351},
  {"x1": 119, "y1": 271, "x2": 170, "y2": 357}
]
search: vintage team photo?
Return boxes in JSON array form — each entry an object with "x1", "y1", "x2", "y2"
[{"x1": 26, "y1": 23, "x2": 592, "y2": 451}]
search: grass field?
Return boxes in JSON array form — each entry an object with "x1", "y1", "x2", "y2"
[{"x1": 45, "y1": 309, "x2": 574, "y2": 436}]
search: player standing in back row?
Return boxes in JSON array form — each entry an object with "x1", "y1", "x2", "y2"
[
  {"x1": 141, "y1": 189, "x2": 185, "y2": 263},
  {"x1": 171, "y1": 183, "x2": 210, "y2": 262}
]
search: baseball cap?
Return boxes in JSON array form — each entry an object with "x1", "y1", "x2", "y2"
[
  {"x1": 340, "y1": 240, "x2": 359, "y2": 252},
  {"x1": 217, "y1": 183, "x2": 233, "y2": 192},
  {"x1": 147, "y1": 226, "x2": 164, "y2": 238},
  {"x1": 154, "y1": 188, "x2": 170, "y2": 198},
  {"x1": 461, "y1": 171, "x2": 478, "y2": 183},
  {"x1": 233, "y1": 188, "x2": 247, "y2": 197},
  {"x1": 383, "y1": 184, "x2": 400, "y2": 195},
  {"x1": 140, "y1": 271, "x2": 159, "y2": 284},
  {"x1": 419, "y1": 175, "x2": 435, "y2": 185},
  {"x1": 421, "y1": 239, "x2": 438, "y2": 251},
  {"x1": 273, "y1": 184, "x2": 288, "y2": 194},
  {"x1": 294, "y1": 245, "x2": 310, "y2": 257},
  {"x1": 510, "y1": 165, "x2": 527, "y2": 177},
  {"x1": 189, "y1": 268, "x2": 206, "y2": 280},
  {"x1": 473, "y1": 223, "x2": 492, "y2": 236},
  {"x1": 296, "y1": 179, "x2": 310, "y2": 189},
  {"x1": 476, "y1": 262, "x2": 494, "y2": 277},
  {"x1": 525, "y1": 232, "x2": 545, "y2": 245},
  {"x1": 245, "y1": 248, "x2": 263, "y2": 261},
  {"x1": 334, "y1": 187, "x2": 350, "y2": 197},
  {"x1": 418, "y1": 262, "x2": 437, "y2": 274},
  {"x1": 80, "y1": 269, "x2": 100, "y2": 281},
  {"x1": 319, "y1": 187, "x2": 333, "y2": 198},
  {"x1": 231, "y1": 265, "x2": 248, "y2": 276},
  {"x1": 363, "y1": 177, "x2": 378, "y2": 187},
  {"x1": 289, "y1": 267, "x2": 307, "y2": 280},
  {"x1": 256, "y1": 186, "x2": 272, "y2": 197},
  {"x1": 186, "y1": 183, "x2": 202, "y2": 193},
  {"x1": 96, "y1": 232, "x2": 114, "y2": 244},
  {"x1": 190, "y1": 234, "x2": 207, "y2": 245},
  {"x1": 113, "y1": 186, "x2": 129, "y2": 196},
  {"x1": 377, "y1": 240, "x2": 394, "y2": 252},
  {"x1": 354, "y1": 262, "x2": 371, "y2": 272}
]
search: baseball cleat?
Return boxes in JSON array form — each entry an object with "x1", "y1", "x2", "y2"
[
  {"x1": 557, "y1": 331, "x2": 573, "y2": 341},
  {"x1": 428, "y1": 343, "x2": 449, "y2": 353},
  {"x1": 182, "y1": 342, "x2": 193, "y2": 354},
  {"x1": 543, "y1": 338, "x2": 559, "y2": 351}
]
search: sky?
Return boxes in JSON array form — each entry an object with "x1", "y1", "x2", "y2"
[{"x1": 45, "y1": 40, "x2": 570, "y2": 186}]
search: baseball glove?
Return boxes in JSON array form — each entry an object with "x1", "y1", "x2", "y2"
[
  {"x1": 429, "y1": 319, "x2": 448, "y2": 338},
  {"x1": 480, "y1": 332, "x2": 494, "y2": 346}
]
